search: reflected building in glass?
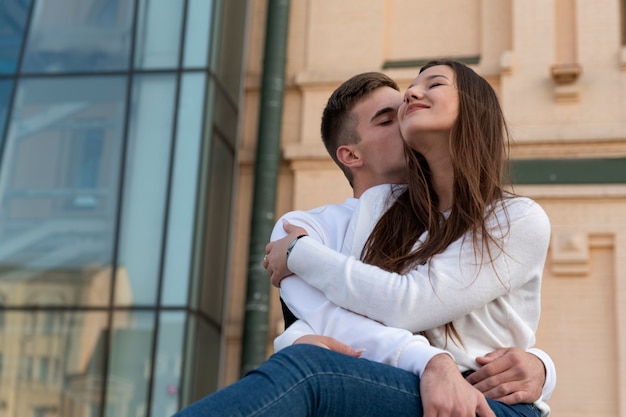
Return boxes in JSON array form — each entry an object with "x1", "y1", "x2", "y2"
[{"x1": 0, "y1": 0, "x2": 247, "y2": 416}]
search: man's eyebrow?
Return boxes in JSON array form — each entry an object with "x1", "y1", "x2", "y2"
[{"x1": 370, "y1": 106, "x2": 396, "y2": 122}]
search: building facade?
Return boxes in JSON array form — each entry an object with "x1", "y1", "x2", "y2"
[
  {"x1": 0, "y1": 0, "x2": 247, "y2": 416},
  {"x1": 230, "y1": 1, "x2": 626, "y2": 417}
]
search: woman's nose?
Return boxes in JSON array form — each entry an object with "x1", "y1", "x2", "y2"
[{"x1": 404, "y1": 87, "x2": 422, "y2": 101}]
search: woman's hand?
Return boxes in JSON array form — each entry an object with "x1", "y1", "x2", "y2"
[
  {"x1": 264, "y1": 220, "x2": 308, "y2": 287},
  {"x1": 294, "y1": 335, "x2": 363, "y2": 358}
]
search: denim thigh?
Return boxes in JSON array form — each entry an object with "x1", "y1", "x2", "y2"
[{"x1": 173, "y1": 344, "x2": 541, "y2": 417}]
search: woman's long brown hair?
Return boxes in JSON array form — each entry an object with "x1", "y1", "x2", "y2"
[{"x1": 361, "y1": 60, "x2": 512, "y2": 347}]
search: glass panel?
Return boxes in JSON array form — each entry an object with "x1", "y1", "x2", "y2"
[
  {"x1": 21, "y1": 0, "x2": 134, "y2": 73},
  {"x1": 151, "y1": 311, "x2": 185, "y2": 417},
  {"x1": 182, "y1": 0, "x2": 213, "y2": 68},
  {"x1": 0, "y1": 311, "x2": 108, "y2": 417},
  {"x1": 134, "y1": 0, "x2": 184, "y2": 69},
  {"x1": 180, "y1": 313, "x2": 220, "y2": 407},
  {"x1": 213, "y1": 86, "x2": 238, "y2": 149},
  {"x1": 0, "y1": 76, "x2": 127, "y2": 307},
  {"x1": 212, "y1": 0, "x2": 247, "y2": 102},
  {"x1": 161, "y1": 73, "x2": 206, "y2": 306},
  {"x1": 105, "y1": 311, "x2": 155, "y2": 417},
  {"x1": 116, "y1": 74, "x2": 176, "y2": 306},
  {"x1": 197, "y1": 133, "x2": 234, "y2": 323},
  {"x1": 0, "y1": 79, "x2": 14, "y2": 140},
  {"x1": 0, "y1": 0, "x2": 32, "y2": 74}
]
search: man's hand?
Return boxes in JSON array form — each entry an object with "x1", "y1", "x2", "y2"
[
  {"x1": 293, "y1": 335, "x2": 363, "y2": 357},
  {"x1": 466, "y1": 348, "x2": 545, "y2": 404},
  {"x1": 420, "y1": 354, "x2": 495, "y2": 417},
  {"x1": 264, "y1": 221, "x2": 308, "y2": 287}
]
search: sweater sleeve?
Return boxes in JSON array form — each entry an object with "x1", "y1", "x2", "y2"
[
  {"x1": 279, "y1": 275, "x2": 451, "y2": 376},
  {"x1": 527, "y1": 347, "x2": 557, "y2": 400},
  {"x1": 272, "y1": 203, "x2": 451, "y2": 376},
  {"x1": 273, "y1": 319, "x2": 315, "y2": 352},
  {"x1": 287, "y1": 197, "x2": 551, "y2": 332}
]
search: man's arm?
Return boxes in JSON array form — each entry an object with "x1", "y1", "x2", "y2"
[
  {"x1": 421, "y1": 354, "x2": 495, "y2": 417},
  {"x1": 273, "y1": 211, "x2": 449, "y2": 377},
  {"x1": 280, "y1": 275, "x2": 448, "y2": 376},
  {"x1": 274, "y1": 319, "x2": 315, "y2": 352},
  {"x1": 466, "y1": 347, "x2": 555, "y2": 404}
]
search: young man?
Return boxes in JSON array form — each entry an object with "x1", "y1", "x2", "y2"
[{"x1": 266, "y1": 72, "x2": 555, "y2": 415}]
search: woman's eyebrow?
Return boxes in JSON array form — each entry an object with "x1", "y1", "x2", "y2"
[{"x1": 424, "y1": 74, "x2": 450, "y2": 82}]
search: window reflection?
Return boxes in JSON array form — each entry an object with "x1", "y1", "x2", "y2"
[
  {"x1": 116, "y1": 74, "x2": 177, "y2": 305},
  {"x1": 21, "y1": 0, "x2": 133, "y2": 73},
  {"x1": 0, "y1": 0, "x2": 31, "y2": 74},
  {"x1": 183, "y1": 0, "x2": 213, "y2": 68},
  {"x1": 106, "y1": 311, "x2": 156, "y2": 417},
  {"x1": 161, "y1": 73, "x2": 206, "y2": 306},
  {"x1": 134, "y1": 0, "x2": 184, "y2": 69},
  {"x1": 0, "y1": 76, "x2": 126, "y2": 306},
  {"x1": 182, "y1": 314, "x2": 220, "y2": 405},
  {"x1": 0, "y1": 0, "x2": 247, "y2": 414},
  {"x1": 0, "y1": 311, "x2": 108, "y2": 417},
  {"x1": 151, "y1": 312, "x2": 185, "y2": 417},
  {"x1": 19, "y1": 292, "x2": 67, "y2": 351}
]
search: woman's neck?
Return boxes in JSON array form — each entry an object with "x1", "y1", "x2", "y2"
[{"x1": 425, "y1": 155, "x2": 454, "y2": 211}]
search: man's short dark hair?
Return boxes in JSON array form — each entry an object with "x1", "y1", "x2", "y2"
[{"x1": 320, "y1": 72, "x2": 399, "y2": 186}]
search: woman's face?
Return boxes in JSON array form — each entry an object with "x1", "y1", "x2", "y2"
[{"x1": 398, "y1": 65, "x2": 459, "y2": 155}]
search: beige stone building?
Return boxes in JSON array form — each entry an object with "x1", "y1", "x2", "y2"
[{"x1": 227, "y1": 1, "x2": 626, "y2": 416}]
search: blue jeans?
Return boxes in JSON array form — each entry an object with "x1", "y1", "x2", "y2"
[{"x1": 173, "y1": 344, "x2": 541, "y2": 417}]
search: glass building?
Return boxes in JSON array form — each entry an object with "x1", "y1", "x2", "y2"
[{"x1": 0, "y1": 0, "x2": 247, "y2": 416}]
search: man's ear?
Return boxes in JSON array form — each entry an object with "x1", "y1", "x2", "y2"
[{"x1": 337, "y1": 145, "x2": 363, "y2": 168}]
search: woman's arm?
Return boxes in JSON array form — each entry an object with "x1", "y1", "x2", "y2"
[
  {"x1": 270, "y1": 206, "x2": 449, "y2": 377},
  {"x1": 278, "y1": 274, "x2": 449, "y2": 376},
  {"x1": 268, "y1": 197, "x2": 550, "y2": 332}
]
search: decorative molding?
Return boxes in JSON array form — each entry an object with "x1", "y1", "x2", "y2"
[
  {"x1": 552, "y1": 83, "x2": 580, "y2": 102},
  {"x1": 550, "y1": 63, "x2": 582, "y2": 102},
  {"x1": 549, "y1": 232, "x2": 616, "y2": 277},
  {"x1": 550, "y1": 231, "x2": 590, "y2": 276},
  {"x1": 382, "y1": 55, "x2": 481, "y2": 70},
  {"x1": 550, "y1": 63, "x2": 581, "y2": 85}
]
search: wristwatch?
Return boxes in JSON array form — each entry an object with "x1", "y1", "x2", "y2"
[{"x1": 286, "y1": 234, "x2": 307, "y2": 261}]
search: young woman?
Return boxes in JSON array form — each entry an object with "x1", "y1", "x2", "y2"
[
  {"x1": 265, "y1": 60, "x2": 551, "y2": 416},
  {"x1": 173, "y1": 60, "x2": 550, "y2": 417}
]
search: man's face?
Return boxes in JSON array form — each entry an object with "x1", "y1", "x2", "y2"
[{"x1": 352, "y1": 86, "x2": 407, "y2": 186}]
